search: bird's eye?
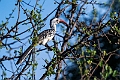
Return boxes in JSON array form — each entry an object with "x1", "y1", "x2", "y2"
[{"x1": 56, "y1": 20, "x2": 58, "y2": 22}]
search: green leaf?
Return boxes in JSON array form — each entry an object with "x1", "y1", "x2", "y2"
[
  {"x1": 105, "y1": 72, "x2": 109, "y2": 79},
  {"x1": 92, "y1": 50, "x2": 96, "y2": 55},
  {"x1": 84, "y1": 69, "x2": 89, "y2": 75},
  {"x1": 72, "y1": 0, "x2": 76, "y2": 4},
  {"x1": 114, "y1": 12, "x2": 116, "y2": 15},
  {"x1": 87, "y1": 60, "x2": 92, "y2": 64},
  {"x1": 94, "y1": 77, "x2": 97, "y2": 80},
  {"x1": 33, "y1": 14, "x2": 37, "y2": 19},
  {"x1": 93, "y1": 44, "x2": 96, "y2": 47},
  {"x1": 47, "y1": 66, "x2": 55, "y2": 76},
  {"x1": 105, "y1": 64, "x2": 108, "y2": 70},
  {"x1": 112, "y1": 70, "x2": 117, "y2": 77},
  {"x1": 32, "y1": 36, "x2": 39, "y2": 46},
  {"x1": 109, "y1": 67, "x2": 113, "y2": 75},
  {"x1": 103, "y1": 50, "x2": 107, "y2": 56},
  {"x1": 99, "y1": 60, "x2": 103, "y2": 67}
]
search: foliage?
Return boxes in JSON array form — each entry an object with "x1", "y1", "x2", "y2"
[{"x1": 0, "y1": 0, "x2": 120, "y2": 80}]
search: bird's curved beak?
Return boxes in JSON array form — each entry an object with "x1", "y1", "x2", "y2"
[{"x1": 59, "y1": 19, "x2": 68, "y2": 27}]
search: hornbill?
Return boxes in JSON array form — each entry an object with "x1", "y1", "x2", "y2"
[{"x1": 16, "y1": 18, "x2": 67, "y2": 64}]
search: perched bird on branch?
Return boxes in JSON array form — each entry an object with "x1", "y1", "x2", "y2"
[{"x1": 16, "y1": 18, "x2": 68, "y2": 64}]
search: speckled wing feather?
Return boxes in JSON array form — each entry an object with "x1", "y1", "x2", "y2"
[
  {"x1": 16, "y1": 29, "x2": 55, "y2": 64},
  {"x1": 38, "y1": 29, "x2": 55, "y2": 45}
]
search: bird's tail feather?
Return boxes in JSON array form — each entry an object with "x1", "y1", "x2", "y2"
[{"x1": 16, "y1": 45, "x2": 34, "y2": 64}]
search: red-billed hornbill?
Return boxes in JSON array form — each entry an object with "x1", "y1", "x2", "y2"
[{"x1": 16, "y1": 18, "x2": 67, "y2": 64}]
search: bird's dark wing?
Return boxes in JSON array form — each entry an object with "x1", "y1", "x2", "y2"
[
  {"x1": 16, "y1": 45, "x2": 34, "y2": 64},
  {"x1": 38, "y1": 29, "x2": 55, "y2": 44}
]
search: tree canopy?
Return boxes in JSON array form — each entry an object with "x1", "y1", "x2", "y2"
[{"x1": 0, "y1": 0, "x2": 120, "y2": 80}]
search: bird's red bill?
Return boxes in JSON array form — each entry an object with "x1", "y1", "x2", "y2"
[{"x1": 59, "y1": 19, "x2": 68, "y2": 27}]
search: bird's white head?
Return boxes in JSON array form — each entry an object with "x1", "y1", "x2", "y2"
[{"x1": 50, "y1": 18, "x2": 68, "y2": 29}]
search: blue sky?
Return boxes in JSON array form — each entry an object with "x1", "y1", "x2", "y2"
[{"x1": 0, "y1": 0, "x2": 60, "y2": 79}]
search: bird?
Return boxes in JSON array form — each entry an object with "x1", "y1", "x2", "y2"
[{"x1": 16, "y1": 18, "x2": 68, "y2": 64}]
